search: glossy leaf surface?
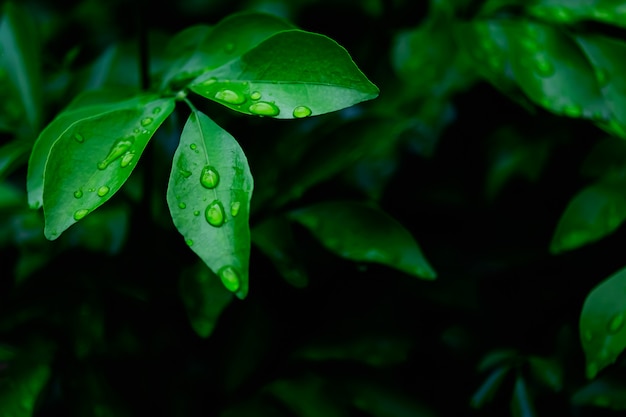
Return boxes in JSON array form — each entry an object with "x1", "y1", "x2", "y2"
[{"x1": 167, "y1": 110, "x2": 253, "y2": 298}]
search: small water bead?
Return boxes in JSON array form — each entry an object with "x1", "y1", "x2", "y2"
[
  {"x1": 230, "y1": 201, "x2": 241, "y2": 217},
  {"x1": 120, "y1": 152, "x2": 134, "y2": 168},
  {"x1": 250, "y1": 91, "x2": 262, "y2": 100},
  {"x1": 98, "y1": 135, "x2": 135, "y2": 170},
  {"x1": 73, "y1": 190, "x2": 83, "y2": 199},
  {"x1": 97, "y1": 186, "x2": 110, "y2": 197},
  {"x1": 133, "y1": 128, "x2": 141, "y2": 134},
  {"x1": 152, "y1": 107, "x2": 161, "y2": 115},
  {"x1": 186, "y1": 239, "x2": 193, "y2": 246},
  {"x1": 249, "y1": 101, "x2": 280, "y2": 117},
  {"x1": 608, "y1": 313, "x2": 624, "y2": 334},
  {"x1": 218, "y1": 265, "x2": 241, "y2": 292},
  {"x1": 178, "y1": 202, "x2": 187, "y2": 209},
  {"x1": 190, "y1": 143, "x2": 197, "y2": 150},
  {"x1": 293, "y1": 105, "x2": 312, "y2": 118},
  {"x1": 200, "y1": 166, "x2": 220, "y2": 189},
  {"x1": 201, "y1": 77, "x2": 217, "y2": 87},
  {"x1": 193, "y1": 210, "x2": 200, "y2": 216},
  {"x1": 74, "y1": 133, "x2": 84, "y2": 143},
  {"x1": 141, "y1": 117, "x2": 153, "y2": 127},
  {"x1": 205, "y1": 200, "x2": 225, "y2": 227},
  {"x1": 74, "y1": 209, "x2": 89, "y2": 221},
  {"x1": 215, "y1": 89, "x2": 246, "y2": 105}
]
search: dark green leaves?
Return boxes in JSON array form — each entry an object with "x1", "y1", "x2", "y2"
[
  {"x1": 27, "y1": 93, "x2": 175, "y2": 239},
  {"x1": 289, "y1": 201, "x2": 436, "y2": 279},
  {"x1": 580, "y1": 266, "x2": 626, "y2": 379},
  {"x1": 167, "y1": 110, "x2": 253, "y2": 298}
]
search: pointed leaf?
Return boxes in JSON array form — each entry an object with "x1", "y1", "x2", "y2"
[
  {"x1": 289, "y1": 201, "x2": 436, "y2": 279},
  {"x1": 167, "y1": 110, "x2": 253, "y2": 298},
  {"x1": 0, "y1": 2, "x2": 42, "y2": 130},
  {"x1": 470, "y1": 366, "x2": 511, "y2": 409},
  {"x1": 190, "y1": 29, "x2": 379, "y2": 119},
  {"x1": 34, "y1": 94, "x2": 175, "y2": 239},
  {"x1": 550, "y1": 182, "x2": 626, "y2": 254},
  {"x1": 580, "y1": 265, "x2": 626, "y2": 379},
  {"x1": 179, "y1": 262, "x2": 233, "y2": 338},
  {"x1": 511, "y1": 375, "x2": 537, "y2": 417}
]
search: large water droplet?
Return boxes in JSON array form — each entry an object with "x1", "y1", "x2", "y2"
[
  {"x1": 218, "y1": 265, "x2": 240, "y2": 292},
  {"x1": 200, "y1": 166, "x2": 220, "y2": 189},
  {"x1": 215, "y1": 89, "x2": 246, "y2": 105},
  {"x1": 120, "y1": 152, "x2": 134, "y2": 168},
  {"x1": 249, "y1": 101, "x2": 279, "y2": 117},
  {"x1": 250, "y1": 91, "x2": 262, "y2": 100},
  {"x1": 98, "y1": 135, "x2": 135, "y2": 170},
  {"x1": 230, "y1": 201, "x2": 241, "y2": 217},
  {"x1": 97, "y1": 186, "x2": 110, "y2": 197},
  {"x1": 74, "y1": 133, "x2": 84, "y2": 143},
  {"x1": 205, "y1": 200, "x2": 225, "y2": 227},
  {"x1": 74, "y1": 209, "x2": 89, "y2": 220},
  {"x1": 608, "y1": 313, "x2": 624, "y2": 333},
  {"x1": 141, "y1": 117, "x2": 153, "y2": 127},
  {"x1": 293, "y1": 105, "x2": 312, "y2": 118},
  {"x1": 74, "y1": 190, "x2": 83, "y2": 199}
]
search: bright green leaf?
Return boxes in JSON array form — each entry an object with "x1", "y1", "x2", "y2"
[
  {"x1": 190, "y1": 29, "x2": 379, "y2": 118},
  {"x1": 36, "y1": 94, "x2": 175, "y2": 239},
  {"x1": 179, "y1": 262, "x2": 234, "y2": 338},
  {"x1": 572, "y1": 376, "x2": 626, "y2": 410},
  {"x1": 580, "y1": 265, "x2": 626, "y2": 379},
  {"x1": 550, "y1": 182, "x2": 626, "y2": 254},
  {"x1": 511, "y1": 375, "x2": 537, "y2": 417},
  {"x1": 289, "y1": 201, "x2": 436, "y2": 279},
  {"x1": 470, "y1": 366, "x2": 511, "y2": 409},
  {"x1": 167, "y1": 110, "x2": 253, "y2": 298},
  {"x1": 0, "y1": 2, "x2": 42, "y2": 131}
]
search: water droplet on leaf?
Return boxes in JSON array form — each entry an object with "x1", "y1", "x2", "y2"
[
  {"x1": 178, "y1": 202, "x2": 186, "y2": 209},
  {"x1": 608, "y1": 313, "x2": 624, "y2": 333},
  {"x1": 200, "y1": 166, "x2": 220, "y2": 189},
  {"x1": 215, "y1": 89, "x2": 246, "y2": 105},
  {"x1": 120, "y1": 152, "x2": 134, "y2": 168},
  {"x1": 153, "y1": 107, "x2": 161, "y2": 114},
  {"x1": 190, "y1": 143, "x2": 197, "y2": 150},
  {"x1": 218, "y1": 265, "x2": 240, "y2": 292},
  {"x1": 250, "y1": 91, "x2": 261, "y2": 100},
  {"x1": 98, "y1": 135, "x2": 135, "y2": 170},
  {"x1": 249, "y1": 101, "x2": 279, "y2": 117},
  {"x1": 141, "y1": 117, "x2": 153, "y2": 126},
  {"x1": 74, "y1": 133, "x2": 84, "y2": 143},
  {"x1": 230, "y1": 201, "x2": 240, "y2": 217},
  {"x1": 205, "y1": 200, "x2": 225, "y2": 227},
  {"x1": 293, "y1": 105, "x2": 312, "y2": 118},
  {"x1": 186, "y1": 239, "x2": 193, "y2": 246},
  {"x1": 73, "y1": 190, "x2": 83, "y2": 199},
  {"x1": 193, "y1": 210, "x2": 200, "y2": 216},
  {"x1": 74, "y1": 209, "x2": 89, "y2": 220},
  {"x1": 97, "y1": 186, "x2": 110, "y2": 197}
]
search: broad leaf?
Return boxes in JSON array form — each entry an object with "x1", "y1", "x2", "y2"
[
  {"x1": 167, "y1": 110, "x2": 253, "y2": 298},
  {"x1": 179, "y1": 262, "x2": 233, "y2": 338},
  {"x1": 190, "y1": 29, "x2": 379, "y2": 119},
  {"x1": 0, "y1": 2, "x2": 42, "y2": 131},
  {"x1": 580, "y1": 266, "x2": 626, "y2": 379},
  {"x1": 35, "y1": 94, "x2": 175, "y2": 239},
  {"x1": 289, "y1": 201, "x2": 436, "y2": 279},
  {"x1": 161, "y1": 11, "x2": 294, "y2": 89},
  {"x1": 550, "y1": 182, "x2": 626, "y2": 254}
]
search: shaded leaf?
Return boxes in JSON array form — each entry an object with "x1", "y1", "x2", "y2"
[
  {"x1": 580, "y1": 265, "x2": 626, "y2": 379},
  {"x1": 527, "y1": 356, "x2": 562, "y2": 391},
  {"x1": 267, "y1": 375, "x2": 348, "y2": 417},
  {"x1": 0, "y1": 138, "x2": 31, "y2": 179},
  {"x1": 289, "y1": 201, "x2": 436, "y2": 279},
  {"x1": 470, "y1": 366, "x2": 511, "y2": 409},
  {"x1": 167, "y1": 110, "x2": 253, "y2": 298},
  {"x1": 572, "y1": 376, "x2": 626, "y2": 410},
  {"x1": 511, "y1": 375, "x2": 537, "y2": 417},
  {"x1": 550, "y1": 182, "x2": 626, "y2": 254},
  {"x1": 190, "y1": 29, "x2": 378, "y2": 118},
  {"x1": 179, "y1": 262, "x2": 234, "y2": 338},
  {"x1": 37, "y1": 95, "x2": 175, "y2": 239},
  {"x1": 477, "y1": 349, "x2": 520, "y2": 372},
  {"x1": 350, "y1": 379, "x2": 437, "y2": 417}
]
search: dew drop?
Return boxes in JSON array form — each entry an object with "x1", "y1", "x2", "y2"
[
  {"x1": 218, "y1": 265, "x2": 241, "y2": 292},
  {"x1": 74, "y1": 133, "x2": 84, "y2": 143},
  {"x1": 293, "y1": 105, "x2": 312, "y2": 118},
  {"x1": 74, "y1": 209, "x2": 89, "y2": 221},
  {"x1": 73, "y1": 190, "x2": 83, "y2": 199},
  {"x1": 141, "y1": 117, "x2": 153, "y2": 127},
  {"x1": 193, "y1": 210, "x2": 200, "y2": 216},
  {"x1": 250, "y1": 91, "x2": 262, "y2": 100},
  {"x1": 249, "y1": 101, "x2": 280, "y2": 117},
  {"x1": 186, "y1": 239, "x2": 193, "y2": 246},
  {"x1": 97, "y1": 186, "x2": 110, "y2": 197},
  {"x1": 230, "y1": 201, "x2": 241, "y2": 217},
  {"x1": 133, "y1": 128, "x2": 140, "y2": 134},
  {"x1": 200, "y1": 166, "x2": 220, "y2": 189},
  {"x1": 152, "y1": 107, "x2": 161, "y2": 115},
  {"x1": 120, "y1": 152, "x2": 134, "y2": 168},
  {"x1": 215, "y1": 89, "x2": 246, "y2": 105},
  {"x1": 98, "y1": 135, "x2": 135, "y2": 170},
  {"x1": 190, "y1": 143, "x2": 197, "y2": 150},
  {"x1": 178, "y1": 202, "x2": 186, "y2": 209},
  {"x1": 608, "y1": 313, "x2": 624, "y2": 333},
  {"x1": 205, "y1": 200, "x2": 225, "y2": 227}
]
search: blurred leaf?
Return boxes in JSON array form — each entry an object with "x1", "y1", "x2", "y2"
[
  {"x1": 0, "y1": 2, "x2": 42, "y2": 131},
  {"x1": 580, "y1": 265, "x2": 626, "y2": 379},
  {"x1": 63, "y1": 203, "x2": 130, "y2": 254},
  {"x1": 0, "y1": 344, "x2": 17, "y2": 361},
  {"x1": 580, "y1": 136, "x2": 626, "y2": 180},
  {"x1": 290, "y1": 201, "x2": 436, "y2": 279},
  {"x1": 511, "y1": 375, "x2": 537, "y2": 417},
  {"x1": 220, "y1": 393, "x2": 292, "y2": 417},
  {"x1": 477, "y1": 349, "x2": 519, "y2": 372},
  {"x1": 71, "y1": 366, "x2": 132, "y2": 417},
  {"x1": 73, "y1": 301, "x2": 105, "y2": 359},
  {"x1": 252, "y1": 215, "x2": 309, "y2": 288},
  {"x1": 527, "y1": 356, "x2": 562, "y2": 391},
  {"x1": 267, "y1": 375, "x2": 349, "y2": 417},
  {"x1": 179, "y1": 262, "x2": 234, "y2": 338},
  {"x1": 167, "y1": 110, "x2": 253, "y2": 298},
  {"x1": 470, "y1": 366, "x2": 511, "y2": 409},
  {"x1": 550, "y1": 182, "x2": 626, "y2": 254},
  {"x1": 0, "y1": 180, "x2": 22, "y2": 208},
  {"x1": 350, "y1": 379, "x2": 437, "y2": 417},
  {"x1": 528, "y1": 0, "x2": 626, "y2": 28},
  {"x1": 0, "y1": 138, "x2": 31, "y2": 179},
  {"x1": 572, "y1": 376, "x2": 626, "y2": 410}
]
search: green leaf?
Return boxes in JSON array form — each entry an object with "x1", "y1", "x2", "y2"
[
  {"x1": 167, "y1": 110, "x2": 253, "y2": 298},
  {"x1": 511, "y1": 375, "x2": 537, "y2": 417},
  {"x1": 189, "y1": 29, "x2": 379, "y2": 118},
  {"x1": 289, "y1": 201, "x2": 436, "y2": 279},
  {"x1": 580, "y1": 265, "x2": 626, "y2": 379},
  {"x1": 0, "y1": 2, "x2": 42, "y2": 131},
  {"x1": 35, "y1": 94, "x2": 175, "y2": 239},
  {"x1": 528, "y1": 0, "x2": 626, "y2": 28},
  {"x1": 550, "y1": 182, "x2": 626, "y2": 254},
  {"x1": 179, "y1": 262, "x2": 234, "y2": 338},
  {"x1": 470, "y1": 366, "x2": 511, "y2": 409},
  {"x1": 161, "y1": 11, "x2": 294, "y2": 89},
  {"x1": 572, "y1": 376, "x2": 626, "y2": 410}
]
